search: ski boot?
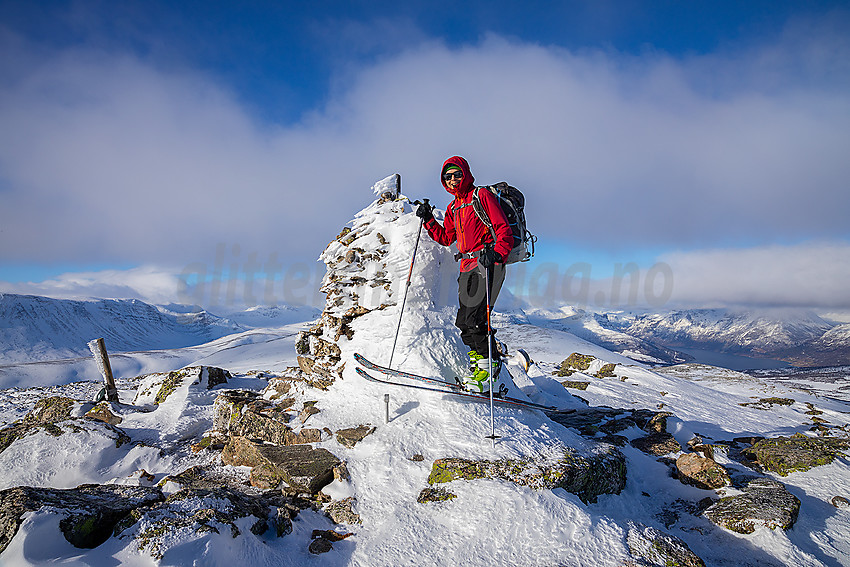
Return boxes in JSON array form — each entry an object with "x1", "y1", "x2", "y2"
[{"x1": 457, "y1": 351, "x2": 508, "y2": 397}]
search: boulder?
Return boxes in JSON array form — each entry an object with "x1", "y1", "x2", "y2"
[
  {"x1": 0, "y1": 484, "x2": 164, "y2": 553},
  {"x1": 626, "y1": 522, "x2": 705, "y2": 567},
  {"x1": 326, "y1": 497, "x2": 361, "y2": 524},
  {"x1": 133, "y1": 366, "x2": 230, "y2": 405},
  {"x1": 630, "y1": 432, "x2": 682, "y2": 456},
  {"x1": 85, "y1": 402, "x2": 123, "y2": 426},
  {"x1": 560, "y1": 380, "x2": 590, "y2": 390},
  {"x1": 703, "y1": 478, "x2": 801, "y2": 534},
  {"x1": 336, "y1": 425, "x2": 376, "y2": 448},
  {"x1": 556, "y1": 353, "x2": 595, "y2": 377},
  {"x1": 221, "y1": 436, "x2": 340, "y2": 493},
  {"x1": 26, "y1": 396, "x2": 76, "y2": 424},
  {"x1": 743, "y1": 434, "x2": 850, "y2": 476},
  {"x1": 212, "y1": 391, "x2": 321, "y2": 446},
  {"x1": 427, "y1": 446, "x2": 626, "y2": 505},
  {"x1": 676, "y1": 453, "x2": 730, "y2": 490},
  {"x1": 417, "y1": 487, "x2": 457, "y2": 503}
]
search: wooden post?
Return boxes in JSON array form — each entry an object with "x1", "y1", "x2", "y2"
[{"x1": 88, "y1": 338, "x2": 119, "y2": 402}]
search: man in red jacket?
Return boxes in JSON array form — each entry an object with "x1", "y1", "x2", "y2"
[{"x1": 416, "y1": 156, "x2": 514, "y2": 393}]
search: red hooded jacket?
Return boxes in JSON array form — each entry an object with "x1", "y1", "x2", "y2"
[{"x1": 424, "y1": 156, "x2": 514, "y2": 272}]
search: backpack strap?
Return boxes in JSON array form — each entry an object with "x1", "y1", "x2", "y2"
[{"x1": 471, "y1": 187, "x2": 498, "y2": 246}]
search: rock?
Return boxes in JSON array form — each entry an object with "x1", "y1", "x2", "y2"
[
  {"x1": 630, "y1": 432, "x2": 682, "y2": 456},
  {"x1": 831, "y1": 495, "x2": 849, "y2": 509},
  {"x1": 626, "y1": 522, "x2": 705, "y2": 567},
  {"x1": 130, "y1": 486, "x2": 308, "y2": 559},
  {"x1": 560, "y1": 380, "x2": 590, "y2": 390},
  {"x1": 308, "y1": 537, "x2": 333, "y2": 554},
  {"x1": 212, "y1": 391, "x2": 321, "y2": 446},
  {"x1": 221, "y1": 437, "x2": 340, "y2": 493},
  {"x1": 333, "y1": 462, "x2": 351, "y2": 482},
  {"x1": 85, "y1": 402, "x2": 123, "y2": 426},
  {"x1": 326, "y1": 497, "x2": 361, "y2": 524},
  {"x1": 548, "y1": 407, "x2": 627, "y2": 437},
  {"x1": 733, "y1": 436, "x2": 765, "y2": 446},
  {"x1": 676, "y1": 453, "x2": 730, "y2": 490},
  {"x1": 0, "y1": 484, "x2": 164, "y2": 553},
  {"x1": 26, "y1": 396, "x2": 76, "y2": 424},
  {"x1": 427, "y1": 446, "x2": 626, "y2": 505},
  {"x1": 742, "y1": 434, "x2": 850, "y2": 476},
  {"x1": 271, "y1": 507, "x2": 293, "y2": 537},
  {"x1": 0, "y1": 405, "x2": 131, "y2": 460},
  {"x1": 703, "y1": 478, "x2": 801, "y2": 534},
  {"x1": 299, "y1": 402, "x2": 320, "y2": 424},
  {"x1": 295, "y1": 331, "x2": 311, "y2": 355},
  {"x1": 595, "y1": 363, "x2": 616, "y2": 378},
  {"x1": 335, "y1": 425, "x2": 376, "y2": 448},
  {"x1": 417, "y1": 487, "x2": 457, "y2": 503},
  {"x1": 297, "y1": 355, "x2": 316, "y2": 375},
  {"x1": 630, "y1": 410, "x2": 673, "y2": 434},
  {"x1": 310, "y1": 336, "x2": 342, "y2": 360},
  {"x1": 556, "y1": 353, "x2": 595, "y2": 377},
  {"x1": 312, "y1": 529, "x2": 353, "y2": 542},
  {"x1": 191, "y1": 433, "x2": 227, "y2": 453},
  {"x1": 739, "y1": 397, "x2": 795, "y2": 410},
  {"x1": 133, "y1": 366, "x2": 230, "y2": 405}
]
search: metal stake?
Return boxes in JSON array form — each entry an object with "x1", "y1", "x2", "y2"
[{"x1": 384, "y1": 393, "x2": 390, "y2": 424}]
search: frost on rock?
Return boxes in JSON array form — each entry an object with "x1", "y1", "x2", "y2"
[
  {"x1": 371, "y1": 173, "x2": 400, "y2": 200},
  {"x1": 626, "y1": 522, "x2": 706, "y2": 567},
  {"x1": 0, "y1": 484, "x2": 164, "y2": 554},
  {"x1": 133, "y1": 366, "x2": 230, "y2": 406},
  {"x1": 703, "y1": 477, "x2": 801, "y2": 534},
  {"x1": 426, "y1": 444, "x2": 627, "y2": 505}
]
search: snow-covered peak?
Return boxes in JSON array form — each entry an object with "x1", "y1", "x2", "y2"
[{"x1": 0, "y1": 293, "x2": 243, "y2": 364}]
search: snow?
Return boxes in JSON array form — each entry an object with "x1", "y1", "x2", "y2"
[{"x1": 1, "y1": 191, "x2": 849, "y2": 566}]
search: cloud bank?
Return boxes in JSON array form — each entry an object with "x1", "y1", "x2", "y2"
[{"x1": 1, "y1": 15, "x2": 848, "y2": 309}]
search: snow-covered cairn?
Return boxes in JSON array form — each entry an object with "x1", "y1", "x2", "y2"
[{"x1": 295, "y1": 174, "x2": 461, "y2": 383}]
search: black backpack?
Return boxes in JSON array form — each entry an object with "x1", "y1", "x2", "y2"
[{"x1": 471, "y1": 182, "x2": 536, "y2": 264}]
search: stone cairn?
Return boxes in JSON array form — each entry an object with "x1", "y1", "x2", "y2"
[{"x1": 292, "y1": 180, "x2": 402, "y2": 389}]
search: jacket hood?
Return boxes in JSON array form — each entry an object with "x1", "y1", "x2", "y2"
[{"x1": 441, "y1": 156, "x2": 475, "y2": 196}]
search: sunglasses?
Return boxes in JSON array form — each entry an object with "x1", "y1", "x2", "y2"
[{"x1": 443, "y1": 171, "x2": 463, "y2": 181}]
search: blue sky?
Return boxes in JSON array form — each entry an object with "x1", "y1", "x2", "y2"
[{"x1": 1, "y1": 1, "x2": 849, "y2": 310}]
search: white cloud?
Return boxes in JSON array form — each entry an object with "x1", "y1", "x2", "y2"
[
  {"x1": 0, "y1": 266, "x2": 186, "y2": 305},
  {"x1": 1, "y1": 19, "x2": 849, "y2": 308},
  {"x1": 660, "y1": 241, "x2": 850, "y2": 308}
]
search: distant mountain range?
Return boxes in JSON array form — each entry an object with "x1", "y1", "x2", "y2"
[
  {"x1": 0, "y1": 294, "x2": 318, "y2": 364},
  {"x1": 1, "y1": 292, "x2": 846, "y2": 368},
  {"x1": 587, "y1": 308, "x2": 849, "y2": 367}
]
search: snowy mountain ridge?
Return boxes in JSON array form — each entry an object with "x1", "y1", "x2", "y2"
[
  {"x1": 616, "y1": 308, "x2": 832, "y2": 351},
  {"x1": 0, "y1": 293, "x2": 244, "y2": 364},
  {"x1": 0, "y1": 294, "x2": 321, "y2": 366}
]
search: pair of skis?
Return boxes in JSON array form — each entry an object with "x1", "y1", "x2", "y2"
[{"x1": 354, "y1": 353, "x2": 572, "y2": 414}]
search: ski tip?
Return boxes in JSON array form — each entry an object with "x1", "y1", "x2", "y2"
[{"x1": 515, "y1": 348, "x2": 532, "y2": 372}]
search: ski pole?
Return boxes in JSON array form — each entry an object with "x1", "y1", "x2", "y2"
[
  {"x1": 388, "y1": 199, "x2": 429, "y2": 370},
  {"x1": 483, "y1": 251, "x2": 500, "y2": 446}
]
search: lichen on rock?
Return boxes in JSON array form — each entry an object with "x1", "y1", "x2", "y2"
[
  {"x1": 675, "y1": 453, "x2": 730, "y2": 490},
  {"x1": 743, "y1": 434, "x2": 850, "y2": 476},
  {"x1": 427, "y1": 445, "x2": 626, "y2": 505},
  {"x1": 556, "y1": 353, "x2": 596, "y2": 377},
  {"x1": 703, "y1": 477, "x2": 800, "y2": 534}
]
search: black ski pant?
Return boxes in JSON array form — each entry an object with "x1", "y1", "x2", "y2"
[{"x1": 456, "y1": 264, "x2": 506, "y2": 356}]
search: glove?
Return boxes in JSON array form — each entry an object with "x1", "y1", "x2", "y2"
[
  {"x1": 415, "y1": 202, "x2": 434, "y2": 222},
  {"x1": 479, "y1": 248, "x2": 502, "y2": 268}
]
